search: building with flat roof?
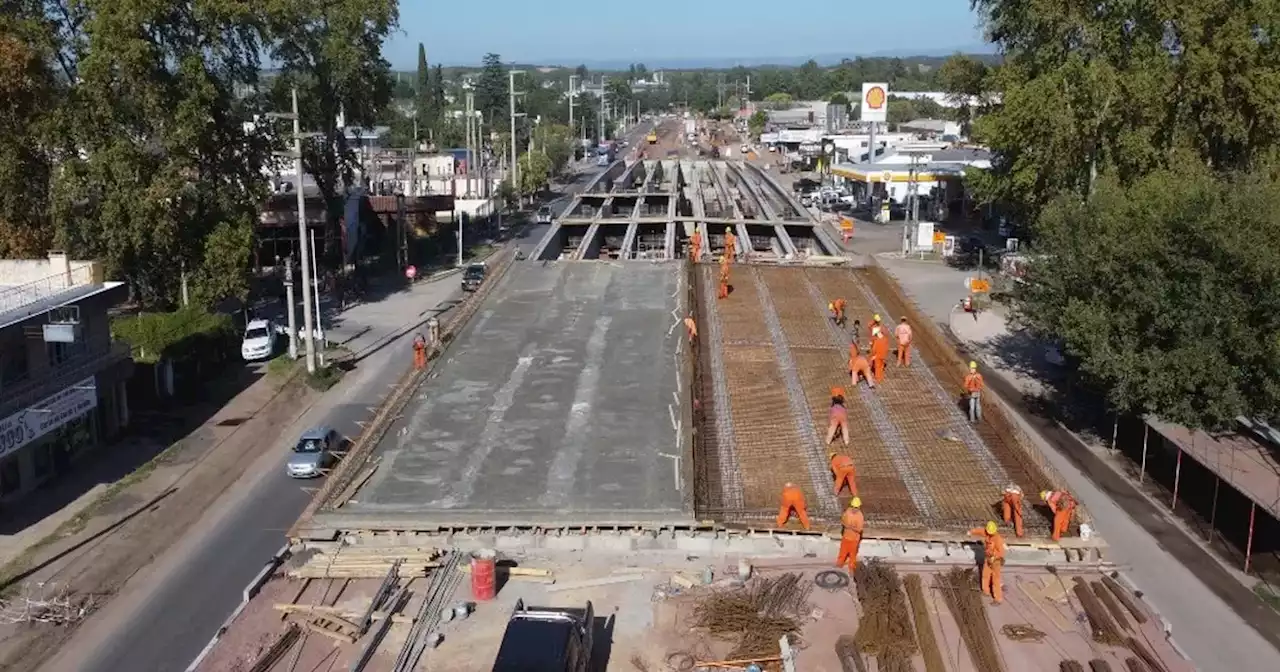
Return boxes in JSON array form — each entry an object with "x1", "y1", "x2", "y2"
[{"x1": 0, "y1": 252, "x2": 132, "y2": 501}]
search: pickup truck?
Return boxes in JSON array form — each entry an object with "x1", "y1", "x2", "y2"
[
  {"x1": 461, "y1": 262, "x2": 487, "y2": 292},
  {"x1": 492, "y1": 599, "x2": 594, "y2": 672},
  {"x1": 536, "y1": 206, "x2": 554, "y2": 225}
]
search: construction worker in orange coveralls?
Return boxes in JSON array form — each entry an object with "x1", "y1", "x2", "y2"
[
  {"x1": 683, "y1": 315, "x2": 698, "y2": 343},
  {"x1": 1041, "y1": 489, "x2": 1077, "y2": 541},
  {"x1": 776, "y1": 482, "x2": 811, "y2": 530},
  {"x1": 829, "y1": 298, "x2": 847, "y2": 327},
  {"x1": 412, "y1": 333, "x2": 427, "y2": 370},
  {"x1": 963, "y1": 361, "x2": 984, "y2": 423},
  {"x1": 850, "y1": 346, "x2": 875, "y2": 389},
  {"x1": 895, "y1": 317, "x2": 913, "y2": 367},
  {"x1": 717, "y1": 255, "x2": 731, "y2": 299},
  {"x1": 690, "y1": 230, "x2": 702, "y2": 261},
  {"x1": 837, "y1": 497, "x2": 865, "y2": 572},
  {"x1": 1001, "y1": 484, "x2": 1025, "y2": 537},
  {"x1": 970, "y1": 521, "x2": 1007, "y2": 604},
  {"x1": 869, "y1": 313, "x2": 883, "y2": 339},
  {"x1": 723, "y1": 227, "x2": 737, "y2": 261},
  {"x1": 826, "y1": 387, "x2": 850, "y2": 446},
  {"x1": 869, "y1": 326, "x2": 890, "y2": 383},
  {"x1": 829, "y1": 451, "x2": 858, "y2": 496}
]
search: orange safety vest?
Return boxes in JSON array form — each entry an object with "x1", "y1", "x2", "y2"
[{"x1": 841, "y1": 508, "x2": 865, "y2": 540}]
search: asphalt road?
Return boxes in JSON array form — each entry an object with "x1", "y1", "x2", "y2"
[{"x1": 53, "y1": 152, "x2": 631, "y2": 672}]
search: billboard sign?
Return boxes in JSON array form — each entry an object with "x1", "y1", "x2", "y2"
[{"x1": 861, "y1": 83, "x2": 889, "y2": 123}]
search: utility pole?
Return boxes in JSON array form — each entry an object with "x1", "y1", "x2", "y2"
[
  {"x1": 269, "y1": 88, "x2": 317, "y2": 373},
  {"x1": 508, "y1": 70, "x2": 524, "y2": 201},
  {"x1": 568, "y1": 75, "x2": 578, "y2": 139},
  {"x1": 309, "y1": 228, "x2": 325, "y2": 367},
  {"x1": 464, "y1": 87, "x2": 476, "y2": 197},
  {"x1": 283, "y1": 255, "x2": 297, "y2": 359},
  {"x1": 599, "y1": 76, "x2": 607, "y2": 144}
]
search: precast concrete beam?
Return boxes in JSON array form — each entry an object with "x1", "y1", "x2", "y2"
[
  {"x1": 664, "y1": 221, "x2": 676, "y2": 260},
  {"x1": 530, "y1": 222, "x2": 564, "y2": 261},
  {"x1": 773, "y1": 224, "x2": 799, "y2": 257},
  {"x1": 622, "y1": 221, "x2": 640, "y2": 259},
  {"x1": 711, "y1": 163, "x2": 743, "y2": 221},
  {"x1": 737, "y1": 223, "x2": 753, "y2": 262},
  {"x1": 575, "y1": 222, "x2": 602, "y2": 260}
]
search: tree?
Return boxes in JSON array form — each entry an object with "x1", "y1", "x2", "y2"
[
  {"x1": 936, "y1": 54, "x2": 989, "y2": 137},
  {"x1": 516, "y1": 151, "x2": 551, "y2": 196},
  {"x1": 267, "y1": 0, "x2": 398, "y2": 262},
  {"x1": 52, "y1": 0, "x2": 271, "y2": 308},
  {"x1": 763, "y1": 92, "x2": 793, "y2": 110},
  {"x1": 574, "y1": 64, "x2": 588, "y2": 82},
  {"x1": 474, "y1": 53, "x2": 508, "y2": 128},
  {"x1": 0, "y1": 16, "x2": 59, "y2": 258},
  {"x1": 747, "y1": 110, "x2": 768, "y2": 138},
  {"x1": 413, "y1": 42, "x2": 437, "y2": 141}
]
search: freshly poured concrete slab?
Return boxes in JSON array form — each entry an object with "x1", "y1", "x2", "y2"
[{"x1": 339, "y1": 261, "x2": 691, "y2": 526}]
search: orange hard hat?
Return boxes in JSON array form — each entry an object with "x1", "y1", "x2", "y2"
[{"x1": 831, "y1": 386, "x2": 846, "y2": 397}]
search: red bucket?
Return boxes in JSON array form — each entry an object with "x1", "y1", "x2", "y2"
[{"x1": 470, "y1": 549, "x2": 497, "y2": 601}]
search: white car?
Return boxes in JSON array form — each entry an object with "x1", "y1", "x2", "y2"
[{"x1": 241, "y1": 318, "x2": 278, "y2": 362}]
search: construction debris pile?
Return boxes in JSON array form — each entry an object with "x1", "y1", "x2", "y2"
[
  {"x1": 851, "y1": 560, "x2": 917, "y2": 672},
  {"x1": 690, "y1": 572, "x2": 811, "y2": 659},
  {"x1": 936, "y1": 567, "x2": 1003, "y2": 672},
  {"x1": 0, "y1": 582, "x2": 97, "y2": 625}
]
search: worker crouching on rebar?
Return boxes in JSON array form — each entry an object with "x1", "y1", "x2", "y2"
[
  {"x1": 1001, "y1": 485, "x2": 1024, "y2": 537},
  {"x1": 829, "y1": 298, "x2": 847, "y2": 327},
  {"x1": 776, "y1": 482, "x2": 810, "y2": 530},
  {"x1": 850, "y1": 347, "x2": 875, "y2": 389},
  {"x1": 1041, "y1": 489, "x2": 1077, "y2": 541},
  {"x1": 969, "y1": 521, "x2": 1007, "y2": 604},
  {"x1": 829, "y1": 451, "x2": 858, "y2": 496},
  {"x1": 826, "y1": 387, "x2": 850, "y2": 446},
  {"x1": 837, "y1": 498, "x2": 864, "y2": 572}
]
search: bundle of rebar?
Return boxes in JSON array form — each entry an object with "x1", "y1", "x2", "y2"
[
  {"x1": 834, "y1": 634, "x2": 868, "y2": 672},
  {"x1": 1060, "y1": 662, "x2": 1086, "y2": 672},
  {"x1": 1124, "y1": 637, "x2": 1168, "y2": 672},
  {"x1": 1124, "y1": 657, "x2": 1150, "y2": 672},
  {"x1": 851, "y1": 560, "x2": 916, "y2": 672},
  {"x1": 1091, "y1": 582, "x2": 1133, "y2": 632},
  {"x1": 1072, "y1": 578, "x2": 1124, "y2": 645},
  {"x1": 936, "y1": 568, "x2": 1003, "y2": 672},
  {"x1": 690, "y1": 572, "x2": 811, "y2": 659},
  {"x1": 903, "y1": 574, "x2": 945, "y2": 672},
  {"x1": 1088, "y1": 660, "x2": 1115, "y2": 672},
  {"x1": 1102, "y1": 575, "x2": 1149, "y2": 624},
  {"x1": 1001, "y1": 623, "x2": 1048, "y2": 642}
]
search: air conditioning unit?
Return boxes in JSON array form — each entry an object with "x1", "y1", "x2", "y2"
[{"x1": 44, "y1": 306, "x2": 81, "y2": 343}]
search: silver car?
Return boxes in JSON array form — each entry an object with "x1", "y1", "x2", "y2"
[{"x1": 287, "y1": 426, "x2": 339, "y2": 478}]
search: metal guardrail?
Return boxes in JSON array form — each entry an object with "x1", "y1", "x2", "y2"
[
  {"x1": 0, "y1": 264, "x2": 97, "y2": 317},
  {"x1": 0, "y1": 341, "x2": 132, "y2": 420}
]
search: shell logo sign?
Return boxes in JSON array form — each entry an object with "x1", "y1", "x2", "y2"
[{"x1": 861, "y1": 82, "x2": 890, "y2": 123}]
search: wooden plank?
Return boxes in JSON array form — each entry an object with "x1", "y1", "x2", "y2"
[
  {"x1": 458, "y1": 565, "x2": 553, "y2": 577},
  {"x1": 544, "y1": 575, "x2": 648, "y2": 593},
  {"x1": 303, "y1": 620, "x2": 357, "y2": 644}
]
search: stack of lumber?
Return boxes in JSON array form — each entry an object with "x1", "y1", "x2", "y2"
[{"x1": 288, "y1": 546, "x2": 442, "y2": 579}]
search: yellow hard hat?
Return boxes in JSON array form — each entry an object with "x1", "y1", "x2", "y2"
[
  {"x1": 850, "y1": 497, "x2": 862, "y2": 508},
  {"x1": 829, "y1": 451, "x2": 837, "y2": 459},
  {"x1": 828, "y1": 302, "x2": 835, "y2": 311},
  {"x1": 985, "y1": 521, "x2": 998, "y2": 535},
  {"x1": 873, "y1": 314, "x2": 881, "y2": 322},
  {"x1": 969, "y1": 361, "x2": 978, "y2": 369},
  {"x1": 1040, "y1": 490, "x2": 1051, "y2": 501},
  {"x1": 725, "y1": 226, "x2": 732, "y2": 233}
]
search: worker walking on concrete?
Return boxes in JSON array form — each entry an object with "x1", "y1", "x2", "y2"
[
  {"x1": 969, "y1": 521, "x2": 1007, "y2": 604},
  {"x1": 837, "y1": 498, "x2": 865, "y2": 572},
  {"x1": 776, "y1": 482, "x2": 811, "y2": 530},
  {"x1": 690, "y1": 230, "x2": 702, "y2": 261},
  {"x1": 895, "y1": 317, "x2": 913, "y2": 367},
  {"x1": 869, "y1": 326, "x2": 890, "y2": 383},
  {"x1": 723, "y1": 227, "x2": 737, "y2": 261},
  {"x1": 684, "y1": 315, "x2": 698, "y2": 342},
  {"x1": 1041, "y1": 489, "x2": 1077, "y2": 541},
  {"x1": 717, "y1": 255, "x2": 731, "y2": 299},
  {"x1": 1001, "y1": 484, "x2": 1025, "y2": 537},
  {"x1": 850, "y1": 347, "x2": 875, "y2": 389},
  {"x1": 826, "y1": 387, "x2": 850, "y2": 446},
  {"x1": 426, "y1": 316, "x2": 441, "y2": 349},
  {"x1": 412, "y1": 333, "x2": 427, "y2": 370},
  {"x1": 829, "y1": 451, "x2": 858, "y2": 496},
  {"x1": 829, "y1": 298, "x2": 847, "y2": 327},
  {"x1": 963, "y1": 361, "x2": 984, "y2": 423}
]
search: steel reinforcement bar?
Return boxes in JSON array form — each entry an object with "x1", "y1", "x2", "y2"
[
  {"x1": 858, "y1": 264, "x2": 1076, "y2": 524},
  {"x1": 288, "y1": 248, "x2": 517, "y2": 539},
  {"x1": 693, "y1": 263, "x2": 746, "y2": 511}
]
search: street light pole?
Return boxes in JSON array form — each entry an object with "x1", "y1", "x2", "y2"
[
  {"x1": 568, "y1": 75, "x2": 578, "y2": 138},
  {"x1": 508, "y1": 70, "x2": 524, "y2": 201},
  {"x1": 599, "y1": 76, "x2": 607, "y2": 144}
]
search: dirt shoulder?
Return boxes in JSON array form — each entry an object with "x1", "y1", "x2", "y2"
[{"x1": 0, "y1": 368, "x2": 319, "y2": 671}]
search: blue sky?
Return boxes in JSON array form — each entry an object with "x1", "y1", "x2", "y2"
[{"x1": 386, "y1": 0, "x2": 986, "y2": 68}]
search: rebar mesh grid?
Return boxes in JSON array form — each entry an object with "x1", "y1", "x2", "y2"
[
  {"x1": 857, "y1": 266, "x2": 1059, "y2": 528},
  {"x1": 694, "y1": 265, "x2": 745, "y2": 511}
]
